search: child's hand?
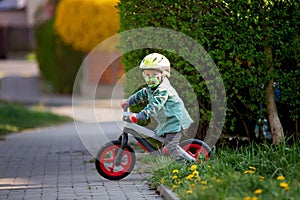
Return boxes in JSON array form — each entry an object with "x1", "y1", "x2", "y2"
[
  {"x1": 129, "y1": 113, "x2": 138, "y2": 123},
  {"x1": 121, "y1": 99, "x2": 129, "y2": 109},
  {"x1": 129, "y1": 113, "x2": 144, "y2": 123}
]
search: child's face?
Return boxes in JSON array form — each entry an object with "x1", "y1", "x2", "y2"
[{"x1": 143, "y1": 69, "x2": 162, "y2": 88}]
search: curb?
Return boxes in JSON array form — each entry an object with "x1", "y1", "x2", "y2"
[{"x1": 157, "y1": 185, "x2": 180, "y2": 200}]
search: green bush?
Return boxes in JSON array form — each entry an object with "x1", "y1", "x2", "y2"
[
  {"x1": 117, "y1": 0, "x2": 300, "y2": 142},
  {"x1": 34, "y1": 19, "x2": 84, "y2": 94}
]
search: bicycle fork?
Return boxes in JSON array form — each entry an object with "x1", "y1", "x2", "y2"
[
  {"x1": 114, "y1": 132, "x2": 128, "y2": 167},
  {"x1": 177, "y1": 146, "x2": 196, "y2": 162},
  {"x1": 163, "y1": 145, "x2": 196, "y2": 162}
]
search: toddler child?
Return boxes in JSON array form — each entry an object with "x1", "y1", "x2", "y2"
[{"x1": 121, "y1": 53, "x2": 193, "y2": 161}]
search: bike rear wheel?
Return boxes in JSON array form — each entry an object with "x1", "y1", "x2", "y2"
[
  {"x1": 180, "y1": 139, "x2": 212, "y2": 160},
  {"x1": 95, "y1": 140, "x2": 136, "y2": 180}
]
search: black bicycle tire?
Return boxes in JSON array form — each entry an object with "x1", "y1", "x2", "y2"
[{"x1": 95, "y1": 140, "x2": 136, "y2": 180}]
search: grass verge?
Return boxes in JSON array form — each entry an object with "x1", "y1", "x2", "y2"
[
  {"x1": 147, "y1": 141, "x2": 300, "y2": 199},
  {"x1": 0, "y1": 102, "x2": 72, "y2": 140}
]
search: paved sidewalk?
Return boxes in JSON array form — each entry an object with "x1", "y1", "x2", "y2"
[
  {"x1": 0, "y1": 123, "x2": 162, "y2": 200},
  {"x1": 0, "y1": 59, "x2": 163, "y2": 200}
]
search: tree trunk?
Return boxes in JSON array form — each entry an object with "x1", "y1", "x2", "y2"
[
  {"x1": 264, "y1": 45, "x2": 284, "y2": 144},
  {"x1": 266, "y1": 79, "x2": 284, "y2": 144}
]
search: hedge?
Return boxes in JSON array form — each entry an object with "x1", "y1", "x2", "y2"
[
  {"x1": 117, "y1": 0, "x2": 300, "y2": 143},
  {"x1": 34, "y1": 19, "x2": 84, "y2": 94}
]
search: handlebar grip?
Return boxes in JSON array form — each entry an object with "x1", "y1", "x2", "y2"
[{"x1": 131, "y1": 116, "x2": 138, "y2": 123}]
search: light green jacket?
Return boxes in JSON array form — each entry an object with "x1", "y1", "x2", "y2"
[{"x1": 128, "y1": 78, "x2": 193, "y2": 136}]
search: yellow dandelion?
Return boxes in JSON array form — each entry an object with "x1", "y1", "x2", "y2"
[
  {"x1": 192, "y1": 171, "x2": 199, "y2": 176},
  {"x1": 216, "y1": 178, "x2": 222, "y2": 183},
  {"x1": 172, "y1": 185, "x2": 179, "y2": 189},
  {"x1": 279, "y1": 182, "x2": 289, "y2": 189},
  {"x1": 277, "y1": 175, "x2": 285, "y2": 181},
  {"x1": 254, "y1": 189, "x2": 263, "y2": 195},
  {"x1": 244, "y1": 197, "x2": 258, "y2": 200},
  {"x1": 190, "y1": 183, "x2": 195, "y2": 187},
  {"x1": 244, "y1": 170, "x2": 255, "y2": 174},
  {"x1": 202, "y1": 186, "x2": 207, "y2": 190},
  {"x1": 172, "y1": 169, "x2": 179, "y2": 174},
  {"x1": 186, "y1": 189, "x2": 192, "y2": 194},
  {"x1": 186, "y1": 174, "x2": 194, "y2": 181},
  {"x1": 161, "y1": 178, "x2": 165, "y2": 184},
  {"x1": 178, "y1": 180, "x2": 182, "y2": 184},
  {"x1": 259, "y1": 176, "x2": 264, "y2": 181},
  {"x1": 249, "y1": 166, "x2": 256, "y2": 170},
  {"x1": 172, "y1": 175, "x2": 178, "y2": 180},
  {"x1": 208, "y1": 165, "x2": 211, "y2": 168},
  {"x1": 190, "y1": 165, "x2": 197, "y2": 171},
  {"x1": 201, "y1": 180, "x2": 207, "y2": 185}
]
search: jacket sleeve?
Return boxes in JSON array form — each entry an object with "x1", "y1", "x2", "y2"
[
  {"x1": 128, "y1": 88, "x2": 148, "y2": 105},
  {"x1": 139, "y1": 89, "x2": 168, "y2": 120}
]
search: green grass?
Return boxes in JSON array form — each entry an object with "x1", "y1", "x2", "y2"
[
  {"x1": 147, "y1": 141, "x2": 300, "y2": 200},
  {"x1": 0, "y1": 102, "x2": 72, "y2": 140}
]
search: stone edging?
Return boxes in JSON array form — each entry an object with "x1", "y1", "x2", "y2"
[{"x1": 157, "y1": 185, "x2": 180, "y2": 200}]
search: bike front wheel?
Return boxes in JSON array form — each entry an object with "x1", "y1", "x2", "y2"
[{"x1": 95, "y1": 140, "x2": 136, "y2": 180}]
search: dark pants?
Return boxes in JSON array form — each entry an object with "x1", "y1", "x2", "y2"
[{"x1": 164, "y1": 131, "x2": 183, "y2": 160}]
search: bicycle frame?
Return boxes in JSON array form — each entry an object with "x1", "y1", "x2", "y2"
[
  {"x1": 124, "y1": 123, "x2": 164, "y2": 152},
  {"x1": 114, "y1": 114, "x2": 196, "y2": 166}
]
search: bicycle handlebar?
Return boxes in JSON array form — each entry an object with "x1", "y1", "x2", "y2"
[{"x1": 122, "y1": 107, "x2": 137, "y2": 123}]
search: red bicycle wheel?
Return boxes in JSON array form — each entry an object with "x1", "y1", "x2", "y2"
[
  {"x1": 180, "y1": 139, "x2": 212, "y2": 160},
  {"x1": 95, "y1": 140, "x2": 136, "y2": 180}
]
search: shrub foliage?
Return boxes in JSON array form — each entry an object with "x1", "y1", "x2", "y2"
[
  {"x1": 35, "y1": 19, "x2": 84, "y2": 93},
  {"x1": 118, "y1": 0, "x2": 300, "y2": 143}
]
